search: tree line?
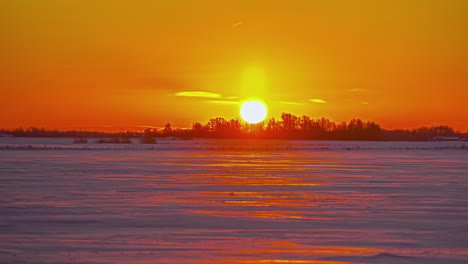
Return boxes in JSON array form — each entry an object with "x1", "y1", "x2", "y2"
[
  {"x1": 2, "y1": 113, "x2": 466, "y2": 141},
  {"x1": 0, "y1": 127, "x2": 134, "y2": 138},
  {"x1": 136, "y1": 113, "x2": 465, "y2": 141}
]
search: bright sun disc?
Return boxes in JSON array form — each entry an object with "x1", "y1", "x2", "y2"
[{"x1": 240, "y1": 100, "x2": 267, "y2": 124}]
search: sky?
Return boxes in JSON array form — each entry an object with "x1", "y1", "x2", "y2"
[{"x1": 1, "y1": 0, "x2": 467, "y2": 131}]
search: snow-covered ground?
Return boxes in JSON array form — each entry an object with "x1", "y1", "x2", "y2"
[{"x1": 1, "y1": 138, "x2": 467, "y2": 263}]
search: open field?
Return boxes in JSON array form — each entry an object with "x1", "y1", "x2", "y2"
[{"x1": 1, "y1": 138, "x2": 467, "y2": 263}]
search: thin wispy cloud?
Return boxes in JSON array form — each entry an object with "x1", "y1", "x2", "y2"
[
  {"x1": 309, "y1": 99, "x2": 327, "y2": 104},
  {"x1": 232, "y1": 20, "x2": 243, "y2": 27},
  {"x1": 361, "y1": 102, "x2": 369, "y2": 105},
  {"x1": 174, "y1": 91, "x2": 222, "y2": 98},
  {"x1": 347, "y1": 88, "x2": 368, "y2": 92},
  {"x1": 206, "y1": 100, "x2": 240, "y2": 105}
]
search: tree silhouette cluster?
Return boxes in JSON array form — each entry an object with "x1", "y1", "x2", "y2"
[
  {"x1": 2, "y1": 113, "x2": 466, "y2": 141},
  {"x1": 0, "y1": 127, "x2": 134, "y2": 138},
  {"x1": 142, "y1": 113, "x2": 465, "y2": 141}
]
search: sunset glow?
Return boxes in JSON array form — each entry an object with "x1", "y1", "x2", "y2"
[
  {"x1": 2, "y1": 2, "x2": 468, "y2": 263},
  {"x1": 240, "y1": 100, "x2": 268, "y2": 124},
  {"x1": 0, "y1": 0, "x2": 466, "y2": 131}
]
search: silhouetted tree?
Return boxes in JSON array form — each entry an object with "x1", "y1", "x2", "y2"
[
  {"x1": 3, "y1": 113, "x2": 464, "y2": 141},
  {"x1": 164, "y1": 123, "x2": 172, "y2": 135}
]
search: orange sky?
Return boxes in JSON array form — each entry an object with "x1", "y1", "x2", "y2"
[{"x1": 1, "y1": 0, "x2": 467, "y2": 131}]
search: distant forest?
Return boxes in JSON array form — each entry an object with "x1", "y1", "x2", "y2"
[{"x1": 1, "y1": 113, "x2": 467, "y2": 141}]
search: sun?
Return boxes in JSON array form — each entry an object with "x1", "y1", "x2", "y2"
[{"x1": 240, "y1": 100, "x2": 268, "y2": 124}]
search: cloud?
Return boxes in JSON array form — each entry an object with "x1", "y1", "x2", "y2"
[
  {"x1": 308, "y1": 99, "x2": 327, "y2": 104},
  {"x1": 174, "y1": 91, "x2": 222, "y2": 98},
  {"x1": 360, "y1": 102, "x2": 369, "y2": 105},
  {"x1": 347, "y1": 88, "x2": 368, "y2": 92},
  {"x1": 206, "y1": 100, "x2": 240, "y2": 105},
  {"x1": 232, "y1": 20, "x2": 243, "y2": 27}
]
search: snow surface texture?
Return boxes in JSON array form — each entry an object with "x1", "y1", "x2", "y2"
[{"x1": 1, "y1": 138, "x2": 468, "y2": 264}]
